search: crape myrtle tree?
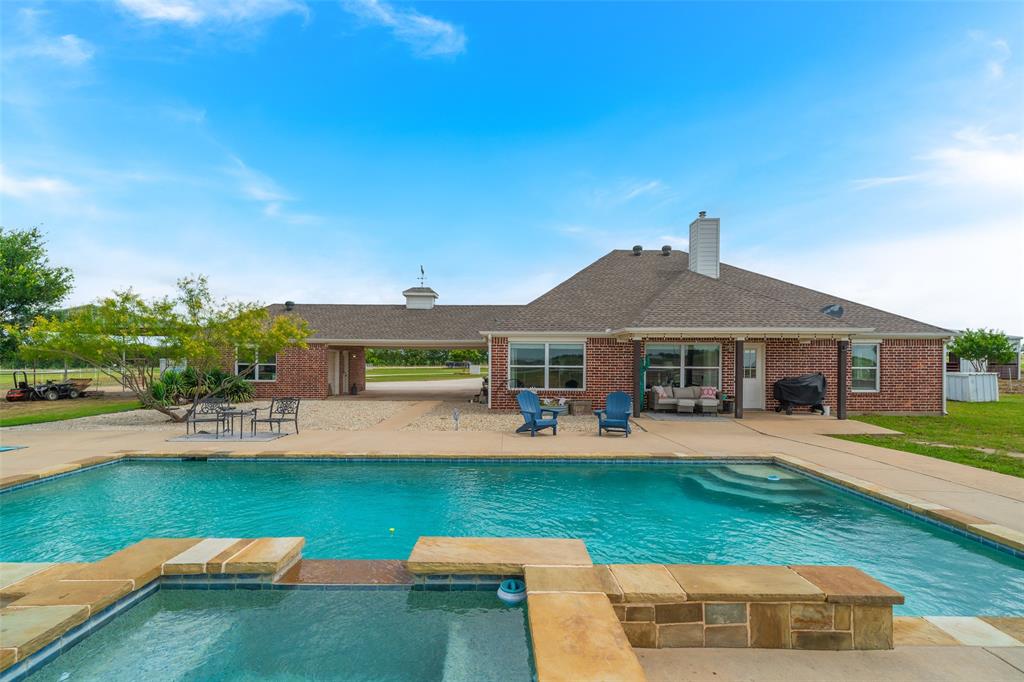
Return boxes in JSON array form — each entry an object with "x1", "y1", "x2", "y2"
[
  {"x1": 10, "y1": 276, "x2": 309, "y2": 421},
  {"x1": 949, "y1": 329, "x2": 1015, "y2": 372}
]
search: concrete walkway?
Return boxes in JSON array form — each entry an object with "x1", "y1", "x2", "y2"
[
  {"x1": 2, "y1": 409, "x2": 1022, "y2": 533},
  {"x1": 336, "y1": 378, "x2": 481, "y2": 401}
]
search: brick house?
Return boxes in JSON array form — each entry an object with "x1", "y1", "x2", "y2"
[{"x1": 249, "y1": 214, "x2": 951, "y2": 417}]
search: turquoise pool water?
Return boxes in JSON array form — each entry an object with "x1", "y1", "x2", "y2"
[
  {"x1": 26, "y1": 590, "x2": 532, "y2": 681},
  {"x1": 2, "y1": 460, "x2": 1022, "y2": 615}
]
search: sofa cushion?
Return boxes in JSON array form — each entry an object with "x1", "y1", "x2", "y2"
[{"x1": 672, "y1": 386, "x2": 700, "y2": 399}]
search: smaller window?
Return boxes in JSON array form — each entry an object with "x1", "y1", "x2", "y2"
[
  {"x1": 851, "y1": 343, "x2": 879, "y2": 392},
  {"x1": 236, "y1": 347, "x2": 278, "y2": 382},
  {"x1": 743, "y1": 348, "x2": 757, "y2": 379}
]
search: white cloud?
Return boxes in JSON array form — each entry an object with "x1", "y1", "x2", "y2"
[
  {"x1": 225, "y1": 156, "x2": 321, "y2": 224},
  {"x1": 734, "y1": 220, "x2": 1023, "y2": 333},
  {"x1": 852, "y1": 127, "x2": 1024, "y2": 195},
  {"x1": 2, "y1": 10, "x2": 95, "y2": 66},
  {"x1": 968, "y1": 30, "x2": 1011, "y2": 80},
  {"x1": 0, "y1": 165, "x2": 79, "y2": 199},
  {"x1": 342, "y1": 0, "x2": 466, "y2": 58},
  {"x1": 116, "y1": 0, "x2": 308, "y2": 26},
  {"x1": 850, "y1": 175, "x2": 918, "y2": 191}
]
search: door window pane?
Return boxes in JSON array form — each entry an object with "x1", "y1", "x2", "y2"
[{"x1": 743, "y1": 349, "x2": 757, "y2": 379}]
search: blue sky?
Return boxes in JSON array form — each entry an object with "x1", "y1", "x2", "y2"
[{"x1": 2, "y1": 1, "x2": 1021, "y2": 331}]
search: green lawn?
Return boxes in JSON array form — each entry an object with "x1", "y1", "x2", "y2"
[
  {"x1": 0, "y1": 396, "x2": 142, "y2": 427},
  {"x1": 833, "y1": 395, "x2": 1024, "y2": 478},
  {"x1": 366, "y1": 366, "x2": 488, "y2": 382}
]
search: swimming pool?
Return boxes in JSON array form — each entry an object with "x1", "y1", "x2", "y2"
[
  {"x1": 24, "y1": 589, "x2": 532, "y2": 681},
  {"x1": 2, "y1": 460, "x2": 1021, "y2": 616}
]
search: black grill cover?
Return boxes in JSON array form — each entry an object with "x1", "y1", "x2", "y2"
[{"x1": 772, "y1": 373, "x2": 827, "y2": 405}]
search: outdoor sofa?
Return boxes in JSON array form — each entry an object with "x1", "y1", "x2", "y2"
[{"x1": 648, "y1": 386, "x2": 722, "y2": 414}]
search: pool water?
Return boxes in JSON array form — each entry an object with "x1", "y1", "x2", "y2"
[
  {"x1": 26, "y1": 590, "x2": 532, "y2": 681},
  {"x1": 2, "y1": 460, "x2": 1022, "y2": 615}
]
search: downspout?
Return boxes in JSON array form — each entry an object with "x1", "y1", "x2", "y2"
[{"x1": 942, "y1": 339, "x2": 949, "y2": 416}]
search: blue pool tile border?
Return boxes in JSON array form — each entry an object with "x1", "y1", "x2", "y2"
[
  {"x1": 2, "y1": 454, "x2": 1021, "y2": 559},
  {"x1": 774, "y1": 462, "x2": 1024, "y2": 561},
  {"x1": 1, "y1": 579, "x2": 159, "y2": 682}
]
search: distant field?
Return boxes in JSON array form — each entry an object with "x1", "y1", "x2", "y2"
[
  {"x1": 0, "y1": 394, "x2": 141, "y2": 427},
  {"x1": 0, "y1": 368, "x2": 126, "y2": 389},
  {"x1": 366, "y1": 366, "x2": 488, "y2": 382}
]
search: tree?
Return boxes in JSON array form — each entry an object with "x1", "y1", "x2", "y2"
[
  {"x1": 0, "y1": 227, "x2": 74, "y2": 358},
  {"x1": 11, "y1": 276, "x2": 309, "y2": 421},
  {"x1": 949, "y1": 328, "x2": 1015, "y2": 372}
]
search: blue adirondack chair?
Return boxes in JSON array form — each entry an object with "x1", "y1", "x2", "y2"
[
  {"x1": 595, "y1": 391, "x2": 632, "y2": 436},
  {"x1": 516, "y1": 390, "x2": 559, "y2": 437}
]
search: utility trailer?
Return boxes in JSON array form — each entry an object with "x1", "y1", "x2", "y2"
[{"x1": 5, "y1": 371, "x2": 92, "y2": 401}]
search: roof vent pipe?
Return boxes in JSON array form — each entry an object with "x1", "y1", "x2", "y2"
[
  {"x1": 284, "y1": 301, "x2": 295, "y2": 311},
  {"x1": 632, "y1": 245, "x2": 643, "y2": 256},
  {"x1": 661, "y1": 245, "x2": 672, "y2": 256}
]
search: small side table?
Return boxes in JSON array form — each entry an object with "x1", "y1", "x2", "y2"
[
  {"x1": 220, "y1": 409, "x2": 250, "y2": 440},
  {"x1": 719, "y1": 398, "x2": 735, "y2": 414}
]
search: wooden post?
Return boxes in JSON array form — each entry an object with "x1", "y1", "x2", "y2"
[
  {"x1": 734, "y1": 339, "x2": 744, "y2": 419},
  {"x1": 633, "y1": 340, "x2": 643, "y2": 417},
  {"x1": 837, "y1": 340, "x2": 848, "y2": 420}
]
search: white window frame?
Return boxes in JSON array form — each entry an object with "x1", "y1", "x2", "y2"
[
  {"x1": 645, "y1": 342, "x2": 722, "y2": 389},
  {"x1": 851, "y1": 342, "x2": 880, "y2": 393},
  {"x1": 235, "y1": 346, "x2": 278, "y2": 383},
  {"x1": 507, "y1": 341, "x2": 586, "y2": 391}
]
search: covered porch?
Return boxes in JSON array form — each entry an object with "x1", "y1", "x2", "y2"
[{"x1": 631, "y1": 335, "x2": 859, "y2": 421}]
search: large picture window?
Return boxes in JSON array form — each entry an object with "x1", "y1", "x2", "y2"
[
  {"x1": 508, "y1": 342, "x2": 584, "y2": 390},
  {"x1": 645, "y1": 343, "x2": 721, "y2": 388},
  {"x1": 852, "y1": 343, "x2": 879, "y2": 392},
  {"x1": 236, "y1": 347, "x2": 278, "y2": 382}
]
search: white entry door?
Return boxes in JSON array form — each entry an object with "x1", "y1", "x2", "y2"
[
  {"x1": 742, "y1": 343, "x2": 765, "y2": 409},
  {"x1": 328, "y1": 350, "x2": 340, "y2": 395}
]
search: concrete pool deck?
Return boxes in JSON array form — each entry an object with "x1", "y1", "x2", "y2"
[{"x1": 3, "y1": 411, "x2": 1022, "y2": 536}]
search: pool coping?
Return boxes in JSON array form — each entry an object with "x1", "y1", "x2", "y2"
[{"x1": 2, "y1": 451, "x2": 1022, "y2": 559}]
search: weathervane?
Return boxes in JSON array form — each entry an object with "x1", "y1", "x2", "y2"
[{"x1": 418, "y1": 265, "x2": 426, "y2": 287}]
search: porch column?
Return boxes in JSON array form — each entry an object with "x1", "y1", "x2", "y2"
[
  {"x1": 837, "y1": 339, "x2": 849, "y2": 420},
  {"x1": 734, "y1": 339, "x2": 744, "y2": 419},
  {"x1": 633, "y1": 340, "x2": 643, "y2": 417}
]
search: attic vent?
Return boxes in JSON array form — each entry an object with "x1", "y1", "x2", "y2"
[
  {"x1": 632, "y1": 245, "x2": 643, "y2": 256},
  {"x1": 821, "y1": 304, "x2": 844, "y2": 318},
  {"x1": 661, "y1": 245, "x2": 672, "y2": 256},
  {"x1": 284, "y1": 301, "x2": 295, "y2": 311}
]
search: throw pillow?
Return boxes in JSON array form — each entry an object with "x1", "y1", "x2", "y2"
[
  {"x1": 699, "y1": 386, "x2": 717, "y2": 399},
  {"x1": 653, "y1": 385, "x2": 668, "y2": 398}
]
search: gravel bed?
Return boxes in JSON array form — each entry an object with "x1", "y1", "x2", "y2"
[
  {"x1": 401, "y1": 401, "x2": 603, "y2": 433},
  {"x1": 7, "y1": 400, "x2": 414, "y2": 432}
]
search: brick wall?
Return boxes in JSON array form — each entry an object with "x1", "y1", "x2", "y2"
[
  {"x1": 754, "y1": 338, "x2": 943, "y2": 414},
  {"x1": 489, "y1": 337, "x2": 636, "y2": 411},
  {"x1": 489, "y1": 335, "x2": 943, "y2": 415},
  {"x1": 251, "y1": 343, "x2": 329, "y2": 399}
]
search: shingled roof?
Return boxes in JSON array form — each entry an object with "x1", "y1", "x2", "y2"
[
  {"x1": 266, "y1": 303, "x2": 518, "y2": 344},
  {"x1": 482, "y1": 250, "x2": 950, "y2": 336},
  {"x1": 270, "y1": 250, "x2": 949, "y2": 343}
]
